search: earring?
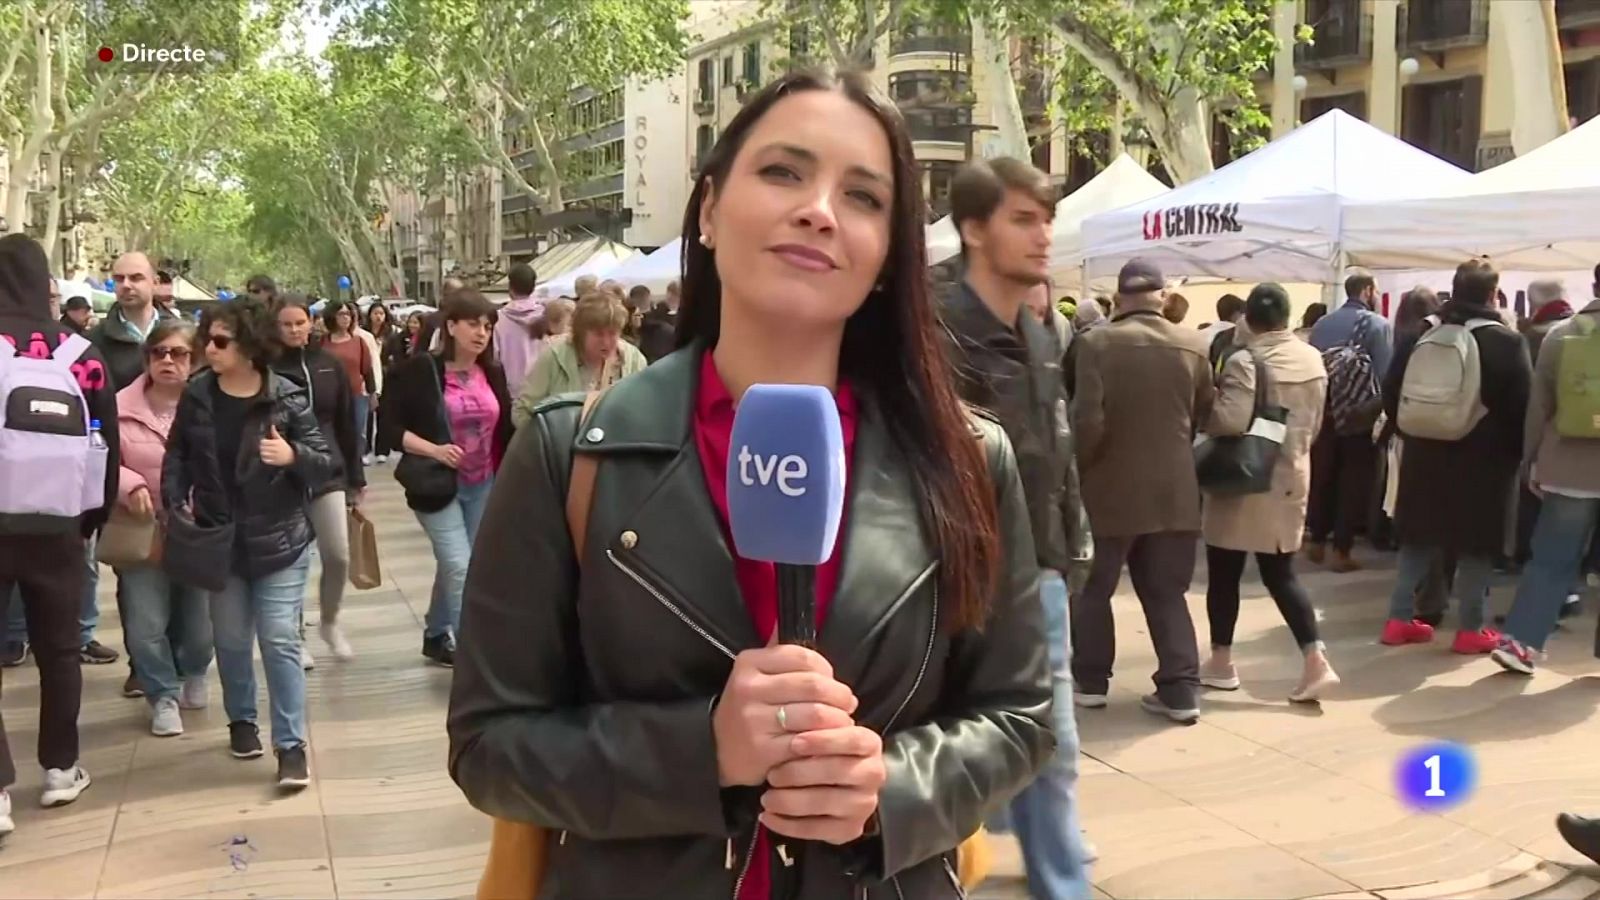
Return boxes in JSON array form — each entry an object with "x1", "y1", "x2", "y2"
[{"x1": 698, "y1": 233, "x2": 713, "y2": 248}]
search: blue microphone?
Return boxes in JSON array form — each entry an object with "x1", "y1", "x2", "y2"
[{"x1": 726, "y1": 384, "x2": 847, "y2": 647}]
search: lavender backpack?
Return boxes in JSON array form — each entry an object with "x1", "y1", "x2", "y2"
[{"x1": 0, "y1": 333, "x2": 106, "y2": 519}]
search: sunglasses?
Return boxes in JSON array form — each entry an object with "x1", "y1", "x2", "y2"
[
  {"x1": 147, "y1": 346, "x2": 192, "y2": 362},
  {"x1": 208, "y1": 334, "x2": 234, "y2": 350}
]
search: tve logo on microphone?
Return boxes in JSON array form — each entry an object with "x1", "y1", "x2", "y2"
[{"x1": 726, "y1": 384, "x2": 846, "y2": 565}]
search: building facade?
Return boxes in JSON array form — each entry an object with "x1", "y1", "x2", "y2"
[{"x1": 1262, "y1": 0, "x2": 1598, "y2": 171}]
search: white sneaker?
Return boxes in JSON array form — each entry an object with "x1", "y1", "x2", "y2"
[
  {"x1": 1200, "y1": 659, "x2": 1241, "y2": 691},
  {"x1": 1073, "y1": 692, "x2": 1108, "y2": 709},
  {"x1": 1140, "y1": 693, "x2": 1201, "y2": 725},
  {"x1": 179, "y1": 676, "x2": 209, "y2": 710},
  {"x1": 300, "y1": 645, "x2": 316, "y2": 671},
  {"x1": 375, "y1": 453, "x2": 390, "y2": 464},
  {"x1": 151, "y1": 696, "x2": 183, "y2": 737},
  {"x1": 40, "y1": 765, "x2": 91, "y2": 808},
  {"x1": 0, "y1": 789, "x2": 14, "y2": 839},
  {"x1": 320, "y1": 622, "x2": 355, "y2": 661},
  {"x1": 362, "y1": 453, "x2": 375, "y2": 466}
]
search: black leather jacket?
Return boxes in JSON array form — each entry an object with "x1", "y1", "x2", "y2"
[
  {"x1": 271, "y1": 345, "x2": 364, "y2": 497},
  {"x1": 162, "y1": 369, "x2": 333, "y2": 578},
  {"x1": 448, "y1": 346, "x2": 1053, "y2": 900},
  {"x1": 942, "y1": 283, "x2": 1091, "y2": 574}
]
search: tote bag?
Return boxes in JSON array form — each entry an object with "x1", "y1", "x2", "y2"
[
  {"x1": 347, "y1": 508, "x2": 382, "y2": 590},
  {"x1": 1195, "y1": 351, "x2": 1288, "y2": 497}
]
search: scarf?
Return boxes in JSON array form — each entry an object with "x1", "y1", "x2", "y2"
[{"x1": 1531, "y1": 300, "x2": 1574, "y2": 325}]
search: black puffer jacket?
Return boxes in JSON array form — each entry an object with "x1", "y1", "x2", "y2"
[
  {"x1": 448, "y1": 345, "x2": 1052, "y2": 899},
  {"x1": 271, "y1": 344, "x2": 364, "y2": 497},
  {"x1": 162, "y1": 369, "x2": 332, "y2": 578}
]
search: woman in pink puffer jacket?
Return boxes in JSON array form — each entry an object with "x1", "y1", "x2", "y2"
[{"x1": 113, "y1": 319, "x2": 214, "y2": 738}]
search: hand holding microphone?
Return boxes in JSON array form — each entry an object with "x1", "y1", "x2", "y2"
[{"x1": 714, "y1": 384, "x2": 885, "y2": 844}]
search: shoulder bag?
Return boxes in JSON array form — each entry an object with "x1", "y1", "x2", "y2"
[
  {"x1": 394, "y1": 359, "x2": 459, "y2": 508},
  {"x1": 1195, "y1": 350, "x2": 1289, "y2": 496}
]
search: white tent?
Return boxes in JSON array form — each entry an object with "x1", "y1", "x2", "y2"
[
  {"x1": 539, "y1": 248, "x2": 637, "y2": 297},
  {"x1": 1079, "y1": 110, "x2": 1473, "y2": 283},
  {"x1": 594, "y1": 238, "x2": 682, "y2": 296},
  {"x1": 1343, "y1": 115, "x2": 1600, "y2": 272},
  {"x1": 924, "y1": 154, "x2": 1169, "y2": 271},
  {"x1": 1047, "y1": 154, "x2": 1170, "y2": 276}
]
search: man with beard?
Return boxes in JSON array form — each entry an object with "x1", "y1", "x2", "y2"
[{"x1": 939, "y1": 157, "x2": 1092, "y2": 900}]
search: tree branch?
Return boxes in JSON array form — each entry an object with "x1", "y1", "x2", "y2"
[{"x1": 809, "y1": 0, "x2": 850, "y2": 68}]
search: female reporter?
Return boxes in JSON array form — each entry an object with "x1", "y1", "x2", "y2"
[{"x1": 449, "y1": 70, "x2": 1052, "y2": 898}]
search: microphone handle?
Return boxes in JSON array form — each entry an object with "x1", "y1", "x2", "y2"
[{"x1": 775, "y1": 563, "x2": 818, "y2": 648}]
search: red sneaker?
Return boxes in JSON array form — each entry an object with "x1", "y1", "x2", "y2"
[
  {"x1": 1451, "y1": 628, "x2": 1501, "y2": 655},
  {"x1": 1380, "y1": 618, "x2": 1435, "y2": 646}
]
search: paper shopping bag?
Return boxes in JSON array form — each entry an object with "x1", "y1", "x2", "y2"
[{"x1": 347, "y1": 508, "x2": 382, "y2": 590}]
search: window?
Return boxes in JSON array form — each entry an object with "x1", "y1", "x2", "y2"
[
  {"x1": 723, "y1": 55, "x2": 735, "y2": 86},
  {"x1": 923, "y1": 160, "x2": 960, "y2": 218},
  {"x1": 742, "y1": 41, "x2": 761, "y2": 84},
  {"x1": 1063, "y1": 132, "x2": 1108, "y2": 195},
  {"x1": 695, "y1": 124, "x2": 715, "y2": 169},
  {"x1": 1566, "y1": 58, "x2": 1600, "y2": 127},
  {"x1": 1030, "y1": 135, "x2": 1053, "y2": 173},
  {"x1": 1402, "y1": 77, "x2": 1483, "y2": 170},
  {"x1": 889, "y1": 70, "x2": 971, "y2": 105},
  {"x1": 698, "y1": 58, "x2": 714, "y2": 103},
  {"x1": 789, "y1": 23, "x2": 810, "y2": 60},
  {"x1": 1300, "y1": 91, "x2": 1367, "y2": 124}
]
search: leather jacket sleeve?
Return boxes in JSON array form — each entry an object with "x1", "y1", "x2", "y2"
[
  {"x1": 161, "y1": 391, "x2": 195, "y2": 515},
  {"x1": 448, "y1": 406, "x2": 732, "y2": 840},
  {"x1": 870, "y1": 419, "x2": 1055, "y2": 879}
]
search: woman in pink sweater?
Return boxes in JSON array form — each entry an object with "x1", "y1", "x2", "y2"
[{"x1": 114, "y1": 319, "x2": 213, "y2": 738}]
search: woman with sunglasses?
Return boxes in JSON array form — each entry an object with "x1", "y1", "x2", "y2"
[
  {"x1": 449, "y1": 71, "x2": 1052, "y2": 898},
  {"x1": 272, "y1": 295, "x2": 364, "y2": 663},
  {"x1": 162, "y1": 301, "x2": 331, "y2": 790},
  {"x1": 114, "y1": 320, "x2": 214, "y2": 737}
]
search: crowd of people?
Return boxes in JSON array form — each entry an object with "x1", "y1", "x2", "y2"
[{"x1": 2, "y1": 65, "x2": 1599, "y2": 896}]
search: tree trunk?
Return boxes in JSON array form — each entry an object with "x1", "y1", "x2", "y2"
[
  {"x1": 41, "y1": 144, "x2": 62, "y2": 268},
  {"x1": 1053, "y1": 20, "x2": 1216, "y2": 183},
  {"x1": 4, "y1": 20, "x2": 55, "y2": 233}
]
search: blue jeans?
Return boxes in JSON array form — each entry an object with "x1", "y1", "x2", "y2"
[
  {"x1": 1387, "y1": 545, "x2": 1493, "y2": 631},
  {"x1": 417, "y1": 477, "x2": 494, "y2": 639},
  {"x1": 210, "y1": 549, "x2": 311, "y2": 750},
  {"x1": 988, "y1": 570, "x2": 1092, "y2": 900},
  {"x1": 1503, "y1": 493, "x2": 1600, "y2": 651},
  {"x1": 80, "y1": 535, "x2": 99, "y2": 646},
  {"x1": 352, "y1": 395, "x2": 371, "y2": 458},
  {"x1": 118, "y1": 564, "x2": 213, "y2": 701}
]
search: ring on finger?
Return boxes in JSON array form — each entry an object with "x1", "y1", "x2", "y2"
[{"x1": 776, "y1": 704, "x2": 789, "y2": 732}]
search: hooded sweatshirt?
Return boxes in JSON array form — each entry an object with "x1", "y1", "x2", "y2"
[
  {"x1": 493, "y1": 294, "x2": 548, "y2": 397},
  {"x1": 0, "y1": 233, "x2": 120, "y2": 537}
]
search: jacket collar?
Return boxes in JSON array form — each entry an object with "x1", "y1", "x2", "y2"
[
  {"x1": 116, "y1": 373, "x2": 179, "y2": 433},
  {"x1": 585, "y1": 341, "x2": 937, "y2": 671},
  {"x1": 189, "y1": 367, "x2": 304, "y2": 408}
]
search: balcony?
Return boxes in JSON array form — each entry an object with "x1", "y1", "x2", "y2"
[
  {"x1": 908, "y1": 121, "x2": 970, "y2": 143},
  {"x1": 891, "y1": 32, "x2": 971, "y2": 56},
  {"x1": 1296, "y1": 5, "x2": 1372, "y2": 69},
  {"x1": 1557, "y1": 0, "x2": 1600, "y2": 29},
  {"x1": 1403, "y1": 0, "x2": 1489, "y2": 53}
]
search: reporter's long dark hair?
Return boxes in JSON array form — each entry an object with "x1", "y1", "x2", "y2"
[{"x1": 676, "y1": 69, "x2": 1000, "y2": 632}]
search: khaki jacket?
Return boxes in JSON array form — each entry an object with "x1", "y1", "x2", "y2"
[
  {"x1": 511, "y1": 336, "x2": 647, "y2": 430},
  {"x1": 1201, "y1": 330, "x2": 1327, "y2": 554},
  {"x1": 1072, "y1": 309, "x2": 1215, "y2": 538}
]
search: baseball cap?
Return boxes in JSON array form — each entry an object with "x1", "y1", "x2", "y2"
[
  {"x1": 1117, "y1": 258, "x2": 1164, "y2": 294},
  {"x1": 64, "y1": 295, "x2": 92, "y2": 311}
]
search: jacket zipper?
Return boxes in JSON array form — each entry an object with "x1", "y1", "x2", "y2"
[
  {"x1": 300, "y1": 357, "x2": 315, "y2": 409},
  {"x1": 883, "y1": 584, "x2": 938, "y2": 734},
  {"x1": 730, "y1": 829, "x2": 757, "y2": 900},
  {"x1": 606, "y1": 549, "x2": 736, "y2": 660},
  {"x1": 941, "y1": 855, "x2": 966, "y2": 898}
]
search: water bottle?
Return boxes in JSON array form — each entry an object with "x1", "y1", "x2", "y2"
[{"x1": 89, "y1": 418, "x2": 106, "y2": 449}]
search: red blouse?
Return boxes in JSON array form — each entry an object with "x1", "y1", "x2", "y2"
[{"x1": 690, "y1": 350, "x2": 857, "y2": 900}]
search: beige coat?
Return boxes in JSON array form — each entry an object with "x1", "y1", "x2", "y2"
[{"x1": 1202, "y1": 329, "x2": 1327, "y2": 554}]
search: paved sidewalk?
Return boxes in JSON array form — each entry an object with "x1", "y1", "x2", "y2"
[{"x1": 1, "y1": 476, "x2": 1598, "y2": 898}]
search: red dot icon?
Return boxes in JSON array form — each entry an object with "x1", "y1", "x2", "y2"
[{"x1": 97, "y1": 47, "x2": 114, "y2": 62}]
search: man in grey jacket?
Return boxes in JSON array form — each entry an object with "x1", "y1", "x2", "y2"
[{"x1": 1490, "y1": 273, "x2": 1600, "y2": 676}]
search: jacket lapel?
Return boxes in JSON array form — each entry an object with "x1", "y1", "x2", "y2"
[{"x1": 819, "y1": 398, "x2": 937, "y2": 678}]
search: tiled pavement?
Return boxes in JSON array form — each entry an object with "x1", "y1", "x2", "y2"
[{"x1": 1, "y1": 476, "x2": 1598, "y2": 899}]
